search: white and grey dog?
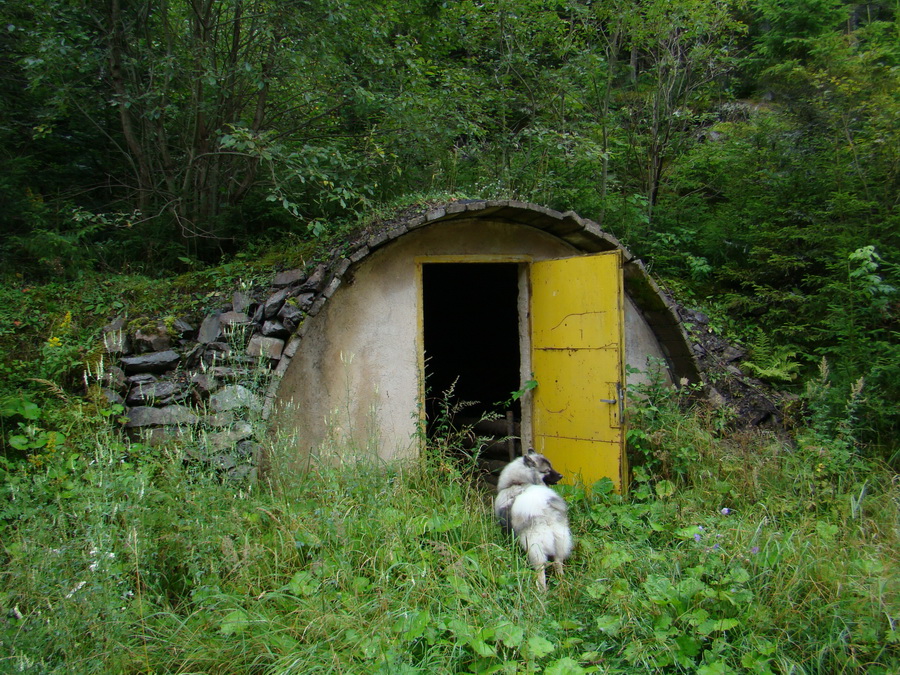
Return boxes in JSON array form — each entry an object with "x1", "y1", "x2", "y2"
[{"x1": 495, "y1": 450, "x2": 572, "y2": 590}]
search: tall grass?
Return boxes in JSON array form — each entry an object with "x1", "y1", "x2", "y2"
[{"x1": 1, "y1": 385, "x2": 898, "y2": 673}]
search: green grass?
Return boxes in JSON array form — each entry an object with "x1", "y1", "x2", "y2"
[
  {"x1": 1, "y1": 398, "x2": 898, "y2": 674},
  {"x1": 0, "y1": 268, "x2": 897, "y2": 673}
]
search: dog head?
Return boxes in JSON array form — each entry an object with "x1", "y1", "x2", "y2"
[
  {"x1": 524, "y1": 450, "x2": 564, "y2": 485},
  {"x1": 497, "y1": 449, "x2": 563, "y2": 490}
]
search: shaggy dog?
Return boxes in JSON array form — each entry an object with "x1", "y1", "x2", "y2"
[{"x1": 494, "y1": 450, "x2": 572, "y2": 589}]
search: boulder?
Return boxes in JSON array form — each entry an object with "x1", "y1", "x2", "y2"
[
  {"x1": 190, "y1": 372, "x2": 217, "y2": 398},
  {"x1": 102, "y1": 365, "x2": 127, "y2": 392},
  {"x1": 232, "y1": 291, "x2": 253, "y2": 314},
  {"x1": 235, "y1": 440, "x2": 259, "y2": 459},
  {"x1": 261, "y1": 320, "x2": 290, "y2": 339},
  {"x1": 126, "y1": 373, "x2": 157, "y2": 385},
  {"x1": 102, "y1": 389, "x2": 124, "y2": 406},
  {"x1": 102, "y1": 317, "x2": 131, "y2": 355},
  {"x1": 204, "y1": 411, "x2": 235, "y2": 427},
  {"x1": 209, "y1": 385, "x2": 260, "y2": 413},
  {"x1": 227, "y1": 465, "x2": 256, "y2": 482},
  {"x1": 126, "y1": 380, "x2": 187, "y2": 406},
  {"x1": 141, "y1": 427, "x2": 193, "y2": 447},
  {"x1": 294, "y1": 293, "x2": 315, "y2": 311},
  {"x1": 208, "y1": 454, "x2": 237, "y2": 471},
  {"x1": 182, "y1": 343, "x2": 205, "y2": 368},
  {"x1": 172, "y1": 318, "x2": 195, "y2": 337},
  {"x1": 121, "y1": 350, "x2": 180, "y2": 374},
  {"x1": 208, "y1": 423, "x2": 254, "y2": 450},
  {"x1": 298, "y1": 264, "x2": 327, "y2": 292},
  {"x1": 133, "y1": 323, "x2": 172, "y2": 354},
  {"x1": 272, "y1": 268, "x2": 306, "y2": 287},
  {"x1": 277, "y1": 301, "x2": 304, "y2": 331},
  {"x1": 220, "y1": 311, "x2": 251, "y2": 326},
  {"x1": 247, "y1": 335, "x2": 284, "y2": 360},
  {"x1": 263, "y1": 287, "x2": 291, "y2": 319},
  {"x1": 124, "y1": 405, "x2": 199, "y2": 428},
  {"x1": 198, "y1": 313, "x2": 222, "y2": 344}
]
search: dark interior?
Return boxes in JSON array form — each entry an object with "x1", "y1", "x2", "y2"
[{"x1": 422, "y1": 262, "x2": 521, "y2": 433}]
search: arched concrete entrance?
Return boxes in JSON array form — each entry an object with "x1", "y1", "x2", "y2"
[{"x1": 266, "y1": 200, "x2": 698, "y2": 489}]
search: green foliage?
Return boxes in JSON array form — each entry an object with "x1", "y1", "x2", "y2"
[
  {"x1": 653, "y1": 6, "x2": 900, "y2": 448},
  {"x1": 741, "y1": 330, "x2": 802, "y2": 383},
  {"x1": 625, "y1": 361, "x2": 721, "y2": 484},
  {"x1": 0, "y1": 395, "x2": 66, "y2": 465},
  {"x1": 2, "y1": 393, "x2": 897, "y2": 672}
]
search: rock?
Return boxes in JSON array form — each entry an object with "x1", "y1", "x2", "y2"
[
  {"x1": 272, "y1": 268, "x2": 306, "y2": 287},
  {"x1": 103, "y1": 330, "x2": 131, "y2": 354},
  {"x1": 220, "y1": 311, "x2": 251, "y2": 325},
  {"x1": 707, "y1": 387, "x2": 728, "y2": 409},
  {"x1": 680, "y1": 300, "x2": 787, "y2": 431},
  {"x1": 210, "y1": 366, "x2": 246, "y2": 379},
  {"x1": 235, "y1": 440, "x2": 258, "y2": 459},
  {"x1": 133, "y1": 323, "x2": 172, "y2": 354},
  {"x1": 277, "y1": 301, "x2": 304, "y2": 330},
  {"x1": 208, "y1": 454, "x2": 237, "y2": 471},
  {"x1": 190, "y1": 372, "x2": 216, "y2": 397},
  {"x1": 202, "y1": 342, "x2": 232, "y2": 366},
  {"x1": 209, "y1": 385, "x2": 260, "y2": 413},
  {"x1": 102, "y1": 389, "x2": 124, "y2": 406},
  {"x1": 102, "y1": 317, "x2": 131, "y2": 355},
  {"x1": 126, "y1": 373, "x2": 158, "y2": 385},
  {"x1": 294, "y1": 293, "x2": 315, "y2": 311},
  {"x1": 263, "y1": 287, "x2": 291, "y2": 319},
  {"x1": 183, "y1": 343, "x2": 205, "y2": 368},
  {"x1": 124, "y1": 405, "x2": 199, "y2": 428},
  {"x1": 198, "y1": 313, "x2": 222, "y2": 344},
  {"x1": 261, "y1": 320, "x2": 290, "y2": 339},
  {"x1": 141, "y1": 427, "x2": 193, "y2": 447},
  {"x1": 251, "y1": 304, "x2": 265, "y2": 324},
  {"x1": 204, "y1": 412, "x2": 235, "y2": 427},
  {"x1": 298, "y1": 264, "x2": 327, "y2": 292},
  {"x1": 680, "y1": 308, "x2": 710, "y2": 327},
  {"x1": 121, "y1": 350, "x2": 180, "y2": 374},
  {"x1": 172, "y1": 318, "x2": 195, "y2": 337},
  {"x1": 126, "y1": 380, "x2": 187, "y2": 406},
  {"x1": 247, "y1": 335, "x2": 284, "y2": 360},
  {"x1": 232, "y1": 291, "x2": 253, "y2": 314},
  {"x1": 720, "y1": 345, "x2": 747, "y2": 363},
  {"x1": 103, "y1": 316, "x2": 127, "y2": 332},
  {"x1": 208, "y1": 423, "x2": 254, "y2": 450}
]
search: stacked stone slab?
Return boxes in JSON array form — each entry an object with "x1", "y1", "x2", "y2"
[{"x1": 99, "y1": 262, "x2": 331, "y2": 481}]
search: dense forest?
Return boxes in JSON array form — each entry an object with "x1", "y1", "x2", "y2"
[
  {"x1": 1, "y1": 2, "x2": 899, "y2": 672},
  {"x1": 2, "y1": 0, "x2": 897, "y2": 453}
]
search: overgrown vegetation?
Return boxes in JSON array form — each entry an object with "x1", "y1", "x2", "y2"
[
  {"x1": 1, "y1": 0, "x2": 898, "y2": 670},
  {"x1": 1, "y1": 366, "x2": 897, "y2": 673}
]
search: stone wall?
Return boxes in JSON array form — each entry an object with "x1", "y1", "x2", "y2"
[{"x1": 100, "y1": 263, "x2": 334, "y2": 480}]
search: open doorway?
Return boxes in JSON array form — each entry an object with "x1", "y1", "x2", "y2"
[{"x1": 422, "y1": 262, "x2": 523, "y2": 474}]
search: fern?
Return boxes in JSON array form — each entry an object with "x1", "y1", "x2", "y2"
[{"x1": 743, "y1": 332, "x2": 802, "y2": 383}]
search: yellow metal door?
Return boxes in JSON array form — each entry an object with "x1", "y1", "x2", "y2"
[{"x1": 530, "y1": 251, "x2": 626, "y2": 490}]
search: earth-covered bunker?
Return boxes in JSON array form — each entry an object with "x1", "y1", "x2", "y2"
[{"x1": 268, "y1": 201, "x2": 699, "y2": 490}]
